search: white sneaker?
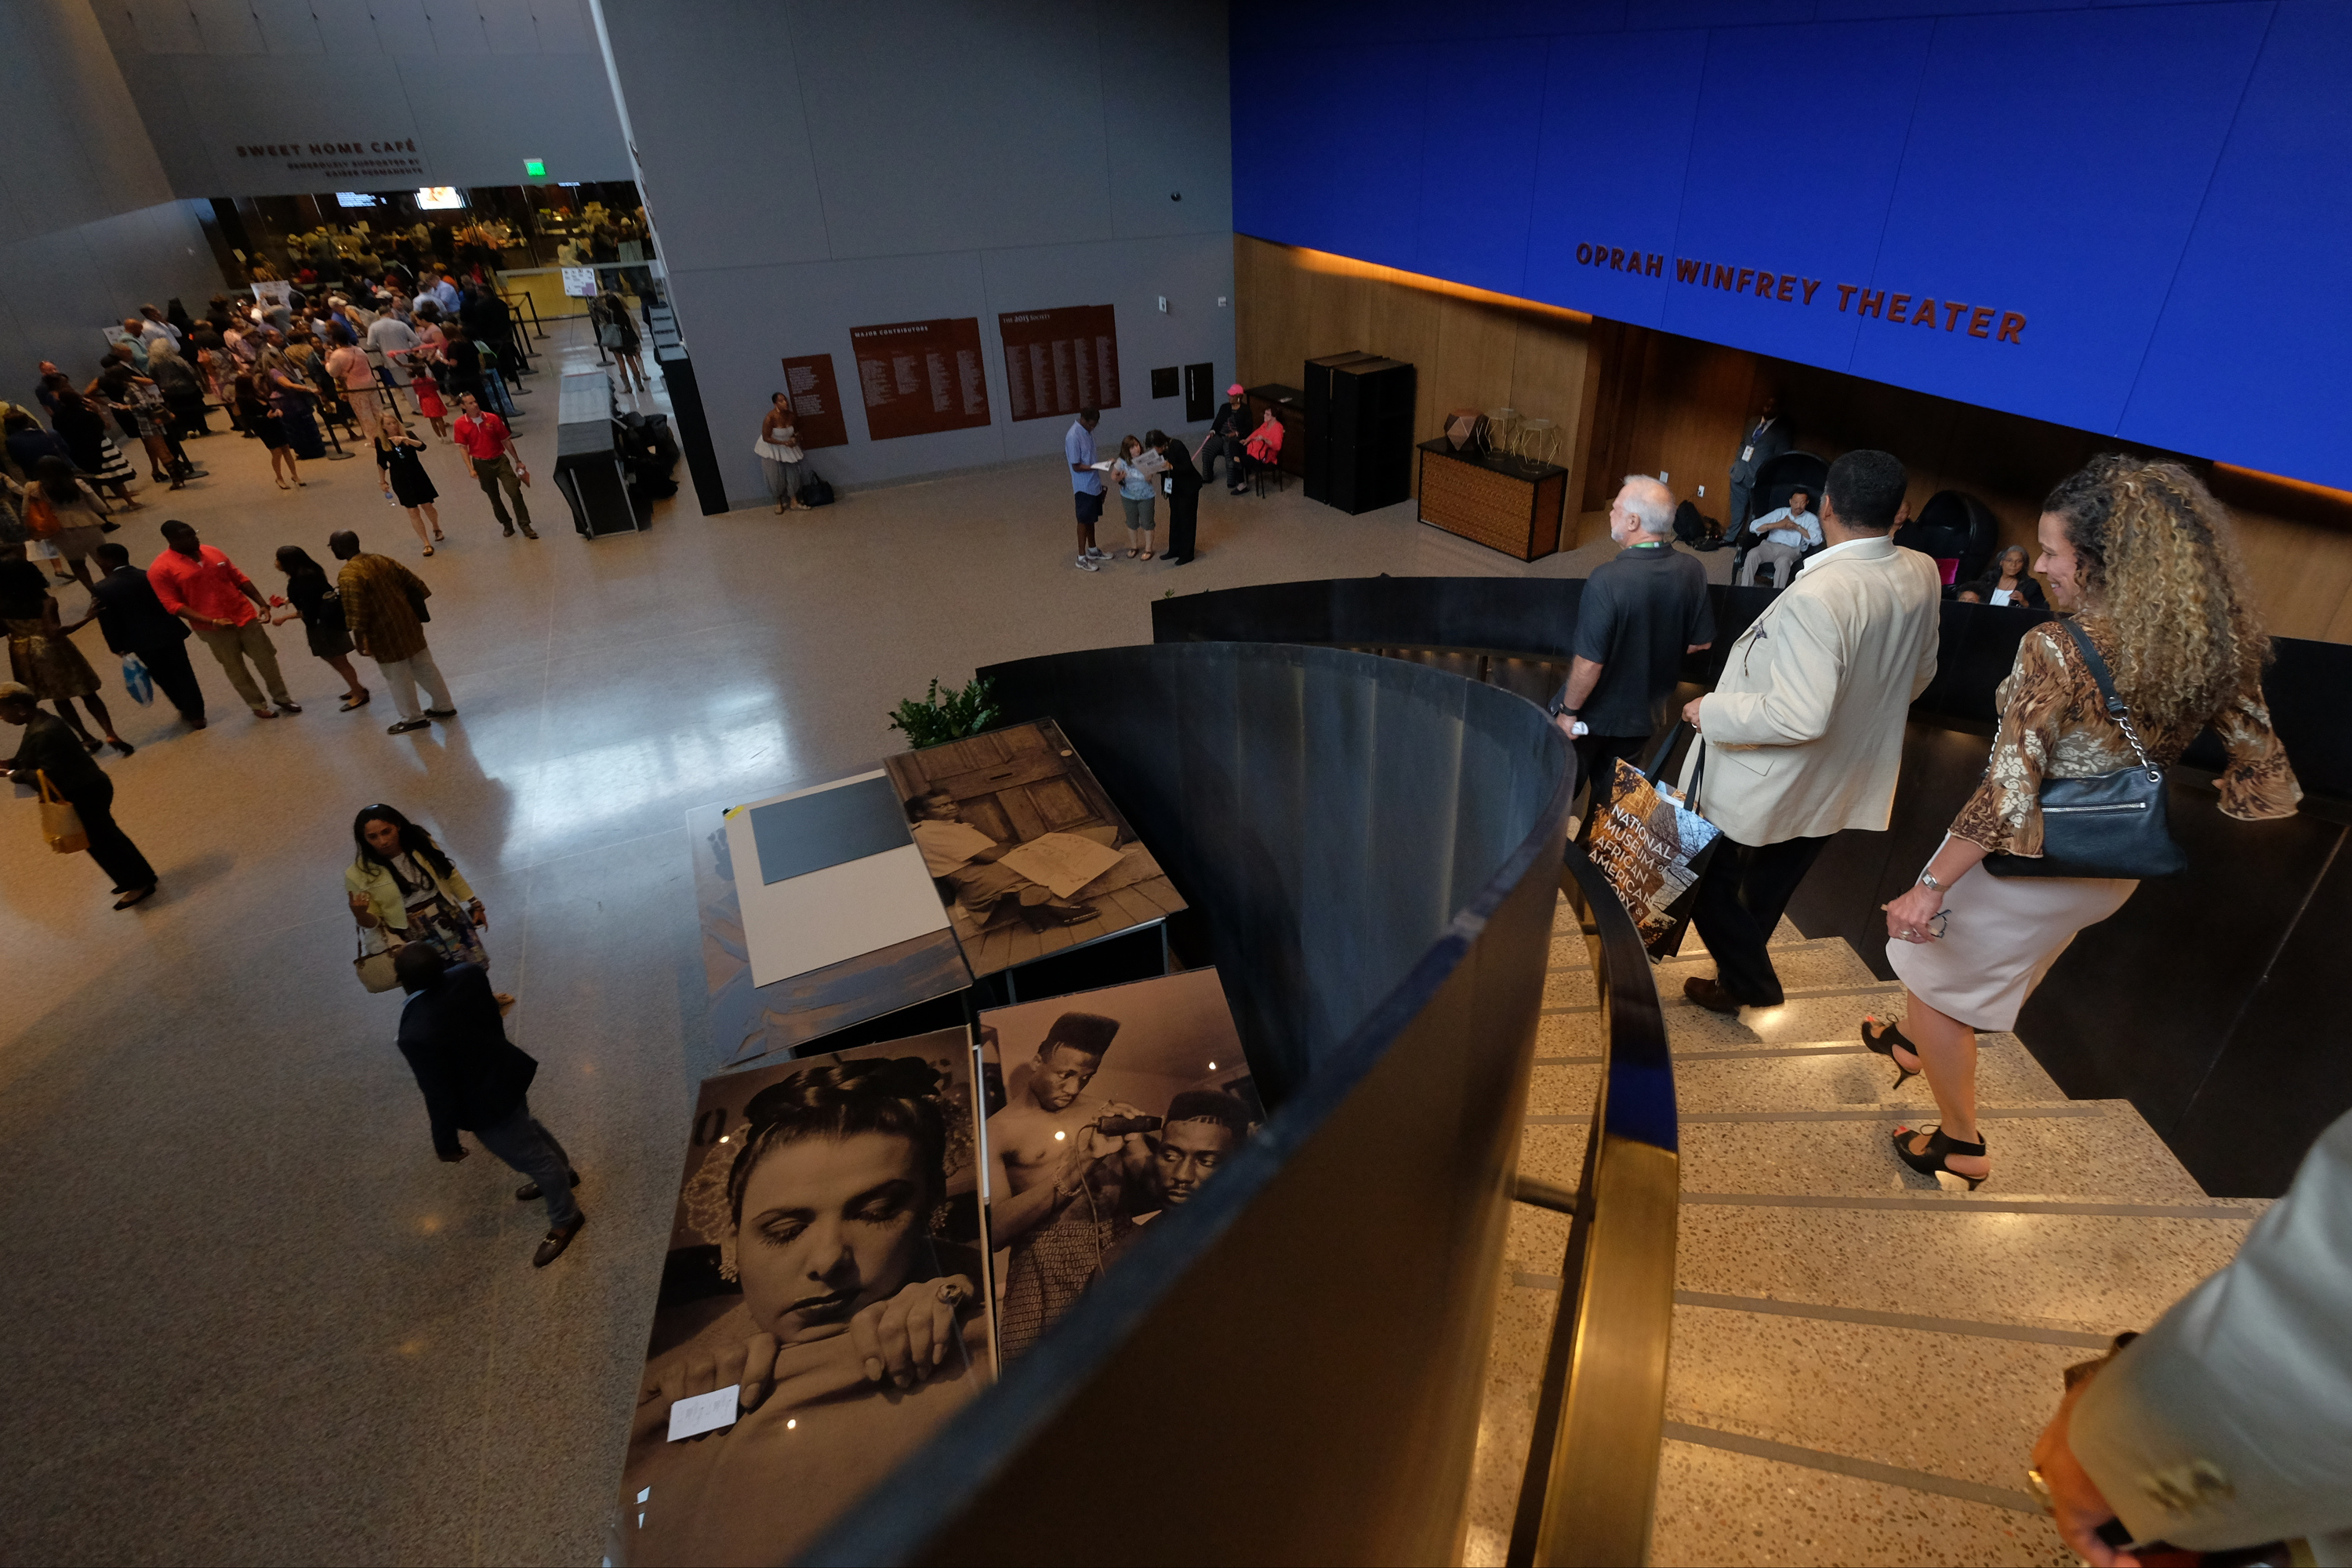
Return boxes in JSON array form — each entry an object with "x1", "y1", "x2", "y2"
[
  {"x1": 1084, "y1": 546, "x2": 1107, "y2": 559},
  {"x1": 1074, "y1": 555, "x2": 1098, "y2": 572}
]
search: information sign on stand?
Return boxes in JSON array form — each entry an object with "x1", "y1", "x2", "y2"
[
  {"x1": 848, "y1": 317, "x2": 991, "y2": 441},
  {"x1": 997, "y1": 304, "x2": 1120, "y2": 421},
  {"x1": 779, "y1": 352, "x2": 848, "y2": 448}
]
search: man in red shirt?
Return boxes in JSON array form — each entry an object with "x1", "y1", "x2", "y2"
[
  {"x1": 147, "y1": 521, "x2": 300, "y2": 719},
  {"x1": 450, "y1": 393, "x2": 535, "y2": 539}
]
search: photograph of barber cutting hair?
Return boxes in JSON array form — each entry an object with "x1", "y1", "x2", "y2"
[{"x1": 981, "y1": 971, "x2": 1257, "y2": 1359}]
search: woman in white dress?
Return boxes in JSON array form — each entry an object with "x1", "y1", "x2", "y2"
[
  {"x1": 1867, "y1": 456, "x2": 2300, "y2": 1189},
  {"x1": 755, "y1": 391, "x2": 810, "y2": 514}
]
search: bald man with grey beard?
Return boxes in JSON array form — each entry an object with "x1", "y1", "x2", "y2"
[{"x1": 1549, "y1": 474, "x2": 1715, "y2": 795}]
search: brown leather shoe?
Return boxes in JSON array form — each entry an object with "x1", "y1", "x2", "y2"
[
  {"x1": 1683, "y1": 975, "x2": 1744, "y2": 1014},
  {"x1": 533, "y1": 1214, "x2": 586, "y2": 1268}
]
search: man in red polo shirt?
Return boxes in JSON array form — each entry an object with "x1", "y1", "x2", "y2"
[
  {"x1": 147, "y1": 521, "x2": 299, "y2": 719},
  {"x1": 450, "y1": 392, "x2": 535, "y2": 540}
]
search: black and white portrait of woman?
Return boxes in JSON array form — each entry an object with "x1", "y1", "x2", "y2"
[{"x1": 615, "y1": 1032, "x2": 990, "y2": 1566}]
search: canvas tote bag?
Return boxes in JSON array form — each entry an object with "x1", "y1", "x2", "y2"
[
  {"x1": 37, "y1": 771, "x2": 88, "y2": 855},
  {"x1": 1585, "y1": 724, "x2": 1723, "y2": 959}
]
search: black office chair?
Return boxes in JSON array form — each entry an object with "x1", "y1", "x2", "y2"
[
  {"x1": 1736, "y1": 451, "x2": 1830, "y2": 586},
  {"x1": 1908, "y1": 489, "x2": 2002, "y2": 592}
]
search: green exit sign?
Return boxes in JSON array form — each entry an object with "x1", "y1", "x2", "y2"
[{"x1": 523, "y1": 158, "x2": 546, "y2": 178}]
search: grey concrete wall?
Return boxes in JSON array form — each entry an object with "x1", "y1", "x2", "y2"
[
  {"x1": 596, "y1": 0, "x2": 1236, "y2": 503},
  {"x1": 0, "y1": 1, "x2": 226, "y2": 390},
  {"x1": 85, "y1": 0, "x2": 631, "y2": 196}
]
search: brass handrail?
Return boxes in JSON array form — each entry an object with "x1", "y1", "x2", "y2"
[{"x1": 1507, "y1": 844, "x2": 1681, "y2": 1568}]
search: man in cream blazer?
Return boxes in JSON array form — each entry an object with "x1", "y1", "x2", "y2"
[
  {"x1": 1679, "y1": 449, "x2": 1942, "y2": 1011},
  {"x1": 2032, "y1": 1105, "x2": 2352, "y2": 1565}
]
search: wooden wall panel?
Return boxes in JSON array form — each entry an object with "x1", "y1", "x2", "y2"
[
  {"x1": 1233, "y1": 237, "x2": 1592, "y2": 506},
  {"x1": 1232, "y1": 237, "x2": 2352, "y2": 626}
]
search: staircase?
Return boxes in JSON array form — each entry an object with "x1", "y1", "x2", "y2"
[{"x1": 1464, "y1": 895, "x2": 2268, "y2": 1567}]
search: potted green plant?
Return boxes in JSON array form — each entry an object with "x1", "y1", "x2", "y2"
[{"x1": 887, "y1": 675, "x2": 1000, "y2": 750}]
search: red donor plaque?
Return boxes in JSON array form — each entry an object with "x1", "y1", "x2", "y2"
[
  {"x1": 779, "y1": 353, "x2": 848, "y2": 449},
  {"x1": 849, "y1": 317, "x2": 992, "y2": 441},
  {"x1": 998, "y1": 304, "x2": 1120, "y2": 422}
]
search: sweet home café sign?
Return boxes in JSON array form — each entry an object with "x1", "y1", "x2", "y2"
[
  {"x1": 232, "y1": 135, "x2": 425, "y2": 185},
  {"x1": 1573, "y1": 241, "x2": 2029, "y2": 345}
]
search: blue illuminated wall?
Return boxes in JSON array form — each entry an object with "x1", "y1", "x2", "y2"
[{"x1": 1232, "y1": 1, "x2": 2352, "y2": 490}]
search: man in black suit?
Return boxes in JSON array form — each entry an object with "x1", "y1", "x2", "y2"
[
  {"x1": 1726, "y1": 391, "x2": 1792, "y2": 538},
  {"x1": 65, "y1": 543, "x2": 205, "y2": 728},
  {"x1": 394, "y1": 945, "x2": 586, "y2": 1266}
]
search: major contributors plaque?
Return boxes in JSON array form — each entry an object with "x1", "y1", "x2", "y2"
[
  {"x1": 998, "y1": 305, "x2": 1120, "y2": 421},
  {"x1": 850, "y1": 317, "x2": 991, "y2": 441},
  {"x1": 779, "y1": 352, "x2": 848, "y2": 449}
]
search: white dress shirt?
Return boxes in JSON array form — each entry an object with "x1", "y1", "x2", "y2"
[{"x1": 1748, "y1": 505, "x2": 1823, "y2": 550}]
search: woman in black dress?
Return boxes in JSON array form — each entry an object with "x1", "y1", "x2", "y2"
[
  {"x1": 234, "y1": 369, "x2": 300, "y2": 490},
  {"x1": 272, "y1": 546, "x2": 368, "y2": 710},
  {"x1": 373, "y1": 412, "x2": 445, "y2": 554},
  {"x1": 40, "y1": 378, "x2": 138, "y2": 507}
]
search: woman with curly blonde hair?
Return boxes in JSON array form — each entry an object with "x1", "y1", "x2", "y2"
[{"x1": 1864, "y1": 455, "x2": 2300, "y2": 1188}]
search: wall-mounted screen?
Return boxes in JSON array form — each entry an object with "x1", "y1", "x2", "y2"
[
  {"x1": 333, "y1": 191, "x2": 382, "y2": 208},
  {"x1": 414, "y1": 186, "x2": 466, "y2": 210}
]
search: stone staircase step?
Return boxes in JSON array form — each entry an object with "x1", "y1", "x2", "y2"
[
  {"x1": 1668, "y1": 1038, "x2": 2064, "y2": 1113},
  {"x1": 1519, "y1": 1121, "x2": 1589, "y2": 1196},
  {"x1": 1461, "y1": 1270, "x2": 1563, "y2": 1566},
  {"x1": 1650, "y1": 1432, "x2": 2072, "y2": 1567},
  {"x1": 1507, "y1": 922, "x2": 2252, "y2": 1566},
  {"x1": 1666, "y1": 1299, "x2": 2090, "y2": 1493},
  {"x1": 1671, "y1": 1102, "x2": 2209, "y2": 1202},
  {"x1": 1654, "y1": 936, "x2": 1882, "y2": 993},
  {"x1": 1672, "y1": 1200, "x2": 2256, "y2": 1340},
  {"x1": 1539, "y1": 982, "x2": 1911, "y2": 1058}
]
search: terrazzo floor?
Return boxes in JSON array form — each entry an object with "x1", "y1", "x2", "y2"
[
  {"x1": 1468, "y1": 901, "x2": 2259, "y2": 1568},
  {"x1": 0, "y1": 320, "x2": 1735, "y2": 1566}
]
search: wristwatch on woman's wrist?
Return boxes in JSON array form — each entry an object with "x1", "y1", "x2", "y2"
[{"x1": 1918, "y1": 870, "x2": 1945, "y2": 891}]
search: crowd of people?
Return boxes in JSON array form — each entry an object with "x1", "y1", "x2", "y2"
[
  {"x1": 1563, "y1": 449, "x2": 2350, "y2": 1559},
  {"x1": 1559, "y1": 450, "x2": 2300, "y2": 1192}
]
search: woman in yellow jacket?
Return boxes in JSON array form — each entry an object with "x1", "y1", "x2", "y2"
[{"x1": 346, "y1": 803, "x2": 514, "y2": 1007}]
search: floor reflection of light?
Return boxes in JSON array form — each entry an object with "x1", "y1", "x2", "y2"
[{"x1": 528, "y1": 719, "x2": 794, "y2": 833}]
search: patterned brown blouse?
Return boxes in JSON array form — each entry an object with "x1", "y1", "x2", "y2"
[{"x1": 1951, "y1": 617, "x2": 2301, "y2": 858}]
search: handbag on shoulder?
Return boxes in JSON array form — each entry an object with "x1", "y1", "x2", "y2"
[
  {"x1": 1984, "y1": 619, "x2": 2187, "y2": 880},
  {"x1": 36, "y1": 771, "x2": 88, "y2": 855}
]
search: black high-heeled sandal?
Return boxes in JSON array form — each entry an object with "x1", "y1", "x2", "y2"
[
  {"x1": 1893, "y1": 1124, "x2": 1987, "y2": 1191},
  {"x1": 1861, "y1": 1016, "x2": 1922, "y2": 1090}
]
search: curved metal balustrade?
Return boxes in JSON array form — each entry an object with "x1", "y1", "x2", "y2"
[
  {"x1": 805, "y1": 644, "x2": 1575, "y2": 1565},
  {"x1": 1509, "y1": 847, "x2": 1679, "y2": 1568}
]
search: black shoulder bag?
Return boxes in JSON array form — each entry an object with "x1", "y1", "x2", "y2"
[{"x1": 1983, "y1": 619, "x2": 2187, "y2": 880}]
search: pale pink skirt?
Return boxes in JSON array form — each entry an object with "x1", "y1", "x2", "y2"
[{"x1": 1886, "y1": 837, "x2": 2136, "y2": 1031}]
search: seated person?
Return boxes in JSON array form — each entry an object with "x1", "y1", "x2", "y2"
[
  {"x1": 905, "y1": 790, "x2": 1098, "y2": 931},
  {"x1": 1960, "y1": 545, "x2": 2047, "y2": 608},
  {"x1": 1955, "y1": 586, "x2": 1984, "y2": 604},
  {"x1": 1737, "y1": 488, "x2": 1821, "y2": 588}
]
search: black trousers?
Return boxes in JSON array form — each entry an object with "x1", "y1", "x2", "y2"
[
  {"x1": 135, "y1": 638, "x2": 205, "y2": 722},
  {"x1": 1690, "y1": 831, "x2": 1833, "y2": 1006},
  {"x1": 1573, "y1": 731, "x2": 1656, "y2": 805},
  {"x1": 1198, "y1": 434, "x2": 1240, "y2": 485},
  {"x1": 1163, "y1": 489, "x2": 1200, "y2": 561},
  {"x1": 72, "y1": 782, "x2": 158, "y2": 892}
]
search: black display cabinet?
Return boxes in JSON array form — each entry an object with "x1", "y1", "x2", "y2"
[{"x1": 1329, "y1": 357, "x2": 1416, "y2": 514}]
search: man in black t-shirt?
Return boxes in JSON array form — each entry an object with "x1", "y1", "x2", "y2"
[{"x1": 1550, "y1": 475, "x2": 1715, "y2": 801}]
